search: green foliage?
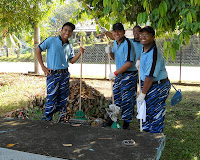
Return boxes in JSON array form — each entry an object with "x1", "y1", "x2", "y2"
[
  {"x1": 0, "y1": 0, "x2": 54, "y2": 34},
  {"x1": 46, "y1": 0, "x2": 80, "y2": 37},
  {"x1": 75, "y1": 0, "x2": 200, "y2": 61}
]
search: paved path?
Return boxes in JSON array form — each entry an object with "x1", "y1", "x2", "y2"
[
  {"x1": 0, "y1": 62, "x2": 200, "y2": 82},
  {"x1": 0, "y1": 147, "x2": 65, "y2": 160}
]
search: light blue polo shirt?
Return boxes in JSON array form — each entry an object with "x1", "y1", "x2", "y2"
[
  {"x1": 38, "y1": 36, "x2": 74, "y2": 70},
  {"x1": 140, "y1": 45, "x2": 168, "y2": 81},
  {"x1": 112, "y1": 37, "x2": 136, "y2": 71},
  {"x1": 130, "y1": 39, "x2": 143, "y2": 60}
]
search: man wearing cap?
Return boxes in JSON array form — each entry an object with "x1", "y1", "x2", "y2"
[
  {"x1": 35, "y1": 22, "x2": 85, "y2": 122},
  {"x1": 137, "y1": 26, "x2": 171, "y2": 133},
  {"x1": 105, "y1": 22, "x2": 138, "y2": 129}
]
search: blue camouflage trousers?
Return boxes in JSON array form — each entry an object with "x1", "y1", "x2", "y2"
[
  {"x1": 44, "y1": 72, "x2": 70, "y2": 119},
  {"x1": 141, "y1": 80, "x2": 171, "y2": 133},
  {"x1": 113, "y1": 72, "x2": 138, "y2": 122}
]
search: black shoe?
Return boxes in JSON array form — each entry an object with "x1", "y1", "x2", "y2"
[
  {"x1": 123, "y1": 121, "x2": 130, "y2": 130},
  {"x1": 103, "y1": 116, "x2": 113, "y2": 127}
]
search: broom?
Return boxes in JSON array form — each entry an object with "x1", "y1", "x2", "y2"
[
  {"x1": 69, "y1": 36, "x2": 89, "y2": 125},
  {"x1": 78, "y1": 0, "x2": 122, "y2": 128},
  {"x1": 77, "y1": 0, "x2": 122, "y2": 128},
  {"x1": 107, "y1": 46, "x2": 122, "y2": 129}
]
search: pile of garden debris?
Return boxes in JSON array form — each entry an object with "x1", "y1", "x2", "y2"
[{"x1": 4, "y1": 79, "x2": 110, "y2": 125}]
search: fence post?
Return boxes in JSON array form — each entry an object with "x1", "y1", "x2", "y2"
[
  {"x1": 179, "y1": 47, "x2": 182, "y2": 84},
  {"x1": 105, "y1": 48, "x2": 107, "y2": 79}
]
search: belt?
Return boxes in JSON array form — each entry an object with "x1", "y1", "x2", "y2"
[
  {"x1": 122, "y1": 71, "x2": 137, "y2": 74},
  {"x1": 141, "y1": 78, "x2": 169, "y2": 84},
  {"x1": 49, "y1": 68, "x2": 68, "y2": 74},
  {"x1": 152, "y1": 78, "x2": 169, "y2": 84}
]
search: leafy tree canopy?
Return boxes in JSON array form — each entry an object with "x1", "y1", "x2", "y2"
[
  {"x1": 73, "y1": 0, "x2": 200, "y2": 61},
  {"x1": 0, "y1": 0, "x2": 55, "y2": 34}
]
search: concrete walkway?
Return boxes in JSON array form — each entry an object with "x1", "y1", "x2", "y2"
[
  {"x1": 0, "y1": 147, "x2": 65, "y2": 160},
  {"x1": 0, "y1": 62, "x2": 200, "y2": 82}
]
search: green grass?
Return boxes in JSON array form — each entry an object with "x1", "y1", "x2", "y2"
[
  {"x1": 0, "y1": 73, "x2": 46, "y2": 114},
  {"x1": 160, "y1": 86, "x2": 200, "y2": 160},
  {"x1": 0, "y1": 73, "x2": 199, "y2": 159},
  {"x1": 0, "y1": 53, "x2": 46, "y2": 62}
]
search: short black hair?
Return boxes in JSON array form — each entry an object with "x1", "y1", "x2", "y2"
[
  {"x1": 140, "y1": 26, "x2": 155, "y2": 36},
  {"x1": 62, "y1": 22, "x2": 75, "y2": 31},
  {"x1": 112, "y1": 22, "x2": 124, "y2": 31},
  {"x1": 133, "y1": 25, "x2": 141, "y2": 30}
]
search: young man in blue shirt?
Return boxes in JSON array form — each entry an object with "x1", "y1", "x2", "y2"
[
  {"x1": 105, "y1": 23, "x2": 138, "y2": 129},
  {"x1": 35, "y1": 22, "x2": 85, "y2": 121},
  {"x1": 130, "y1": 26, "x2": 143, "y2": 61},
  {"x1": 137, "y1": 26, "x2": 171, "y2": 133}
]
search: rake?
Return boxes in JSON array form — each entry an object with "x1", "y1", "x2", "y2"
[{"x1": 69, "y1": 36, "x2": 89, "y2": 125}]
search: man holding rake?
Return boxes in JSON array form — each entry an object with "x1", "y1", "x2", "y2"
[{"x1": 35, "y1": 22, "x2": 85, "y2": 122}]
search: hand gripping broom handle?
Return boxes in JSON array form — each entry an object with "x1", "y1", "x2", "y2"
[{"x1": 79, "y1": 35, "x2": 83, "y2": 111}]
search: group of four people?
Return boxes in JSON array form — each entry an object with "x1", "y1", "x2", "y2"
[{"x1": 35, "y1": 22, "x2": 171, "y2": 133}]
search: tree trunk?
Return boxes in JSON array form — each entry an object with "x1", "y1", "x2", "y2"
[
  {"x1": 34, "y1": 23, "x2": 40, "y2": 74},
  {"x1": 6, "y1": 47, "x2": 9, "y2": 57}
]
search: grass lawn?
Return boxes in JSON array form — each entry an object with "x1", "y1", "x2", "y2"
[{"x1": 0, "y1": 73, "x2": 199, "y2": 160}]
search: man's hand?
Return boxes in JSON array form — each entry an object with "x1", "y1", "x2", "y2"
[
  {"x1": 105, "y1": 45, "x2": 112, "y2": 54},
  {"x1": 79, "y1": 46, "x2": 85, "y2": 54},
  {"x1": 42, "y1": 66, "x2": 52, "y2": 76},
  {"x1": 109, "y1": 72, "x2": 117, "y2": 80},
  {"x1": 135, "y1": 60, "x2": 140, "y2": 70},
  {"x1": 137, "y1": 93, "x2": 146, "y2": 103},
  {"x1": 100, "y1": 27, "x2": 107, "y2": 33}
]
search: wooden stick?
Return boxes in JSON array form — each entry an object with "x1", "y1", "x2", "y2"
[
  {"x1": 79, "y1": 36, "x2": 83, "y2": 111},
  {"x1": 138, "y1": 67, "x2": 143, "y2": 132},
  {"x1": 107, "y1": 46, "x2": 114, "y2": 105}
]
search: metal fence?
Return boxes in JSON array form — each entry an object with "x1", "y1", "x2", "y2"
[{"x1": 75, "y1": 35, "x2": 200, "y2": 66}]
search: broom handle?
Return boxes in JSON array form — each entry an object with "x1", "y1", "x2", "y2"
[
  {"x1": 138, "y1": 67, "x2": 143, "y2": 132},
  {"x1": 81, "y1": 0, "x2": 114, "y2": 104},
  {"x1": 81, "y1": 0, "x2": 113, "y2": 47},
  {"x1": 79, "y1": 36, "x2": 83, "y2": 111},
  {"x1": 81, "y1": 0, "x2": 101, "y2": 27},
  {"x1": 108, "y1": 45, "x2": 114, "y2": 105}
]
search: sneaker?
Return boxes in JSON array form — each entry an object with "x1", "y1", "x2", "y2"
[
  {"x1": 122, "y1": 121, "x2": 130, "y2": 130},
  {"x1": 101, "y1": 116, "x2": 113, "y2": 127}
]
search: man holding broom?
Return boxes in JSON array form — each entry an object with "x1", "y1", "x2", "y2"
[
  {"x1": 35, "y1": 22, "x2": 85, "y2": 122},
  {"x1": 137, "y1": 26, "x2": 171, "y2": 133},
  {"x1": 105, "y1": 23, "x2": 138, "y2": 129}
]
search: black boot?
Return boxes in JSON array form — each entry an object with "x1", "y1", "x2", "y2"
[
  {"x1": 123, "y1": 121, "x2": 130, "y2": 130},
  {"x1": 102, "y1": 116, "x2": 113, "y2": 127}
]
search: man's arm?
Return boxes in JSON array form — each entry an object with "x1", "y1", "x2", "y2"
[
  {"x1": 35, "y1": 47, "x2": 50, "y2": 75},
  {"x1": 115, "y1": 62, "x2": 133, "y2": 75},
  {"x1": 109, "y1": 52, "x2": 115, "y2": 60},
  {"x1": 142, "y1": 76, "x2": 154, "y2": 94},
  {"x1": 70, "y1": 46, "x2": 85, "y2": 64},
  {"x1": 104, "y1": 31, "x2": 115, "y2": 40}
]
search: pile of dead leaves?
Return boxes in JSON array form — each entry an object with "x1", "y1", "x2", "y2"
[{"x1": 4, "y1": 79, "x2": 110, "y2": 122}]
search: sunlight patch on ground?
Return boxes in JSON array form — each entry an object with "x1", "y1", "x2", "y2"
[
  {"x1": 173, "y1": 120, "x2": 183, "y2": 129},
  {"x1": 196, "y1": 111, "x2": 200, "y2": 117}
]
